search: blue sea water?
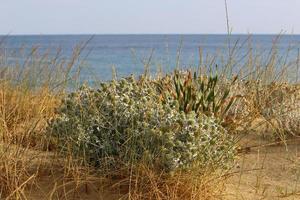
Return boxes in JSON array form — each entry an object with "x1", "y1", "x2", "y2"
[{"x1": 1, "y1": 34, "x2": 300, "y2": 81}]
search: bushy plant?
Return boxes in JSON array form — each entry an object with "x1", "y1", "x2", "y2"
[{"x1": 48, "y1": 76, "x2": 235, "y2": 172}]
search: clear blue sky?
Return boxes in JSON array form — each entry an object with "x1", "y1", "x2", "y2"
[{"x1": 1, "y1": 0, "x2": 300, "y2": 35}]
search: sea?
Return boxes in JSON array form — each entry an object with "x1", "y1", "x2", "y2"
[{"x1": 1, "y1": 34, "x2": 300, "y2": 81}]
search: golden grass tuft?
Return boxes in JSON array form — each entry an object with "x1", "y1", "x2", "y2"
[
  {"x1": 107, "y1": 166, "x2": 225, "y2": 200},
  {"x1": 0, "y1": 83, "x2": 61, "y2": 199},
  {"x1": 0, "y1": 82, "x2": 60, "y2": 145}
]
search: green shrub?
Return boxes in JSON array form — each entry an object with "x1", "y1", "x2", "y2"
[{"x1": 48, "y1": 76, "x2": 235, "y2": 172}]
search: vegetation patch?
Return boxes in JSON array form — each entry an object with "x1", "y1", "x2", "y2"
[{"x1": 48, "y1": 75, "x2": 235, "y2": 173}]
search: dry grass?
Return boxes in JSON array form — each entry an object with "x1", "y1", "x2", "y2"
[
  {"x1": 0, "y1": 84, "x2": 59, "y2": 199},
  {"x1": 109, "y1": 166, "x2": 225, "y2": 200},
  {"x1": 0, "y1": 144, "x2": 35, "y2": 199},
  {"x1": 0, "y1": 83, "x2": 59, "y2": 145},
  {"x1": 228, "y1": 81, "x2": 300, "y2": 137},
  {"x1": 0, "y1": 44, "x2": 87, "y2": 199}
]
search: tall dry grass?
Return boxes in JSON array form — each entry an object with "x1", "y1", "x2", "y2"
[
  {"x1": 228, "y1": 35, "x2": 300, "y2": 139},
  {"x1": 0, "y1": 43, "x2": 87, "y2": 199}
]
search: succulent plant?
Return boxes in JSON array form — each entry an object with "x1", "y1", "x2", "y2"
[{"x1": 157, "y1": 69, "x2": 237, "y2": 126}]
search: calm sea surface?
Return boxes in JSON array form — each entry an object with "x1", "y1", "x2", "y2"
[{"x1": 1, "y1": 34, "x2": 300, "y2": 80}]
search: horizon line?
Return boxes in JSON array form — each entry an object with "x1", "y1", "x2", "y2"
[{"x1": 1, "y1": 33, "x2": 300, "y2": 36}]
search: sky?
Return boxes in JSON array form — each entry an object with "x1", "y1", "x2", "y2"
[{"x1": 1, "y1": 0, "x2": 300, "y2": 35}]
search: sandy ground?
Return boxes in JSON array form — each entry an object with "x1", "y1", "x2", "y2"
[
  {"x1": 11, "y1": 132, "x2": 300, "y2": 199},
  {"x1": 225, "y1": 133, "x2": 300, "y2": 200}
]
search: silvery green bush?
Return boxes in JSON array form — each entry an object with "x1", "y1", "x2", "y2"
[{"x1": 48, "y1": 76, "x2": 235, "y2": 172}]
